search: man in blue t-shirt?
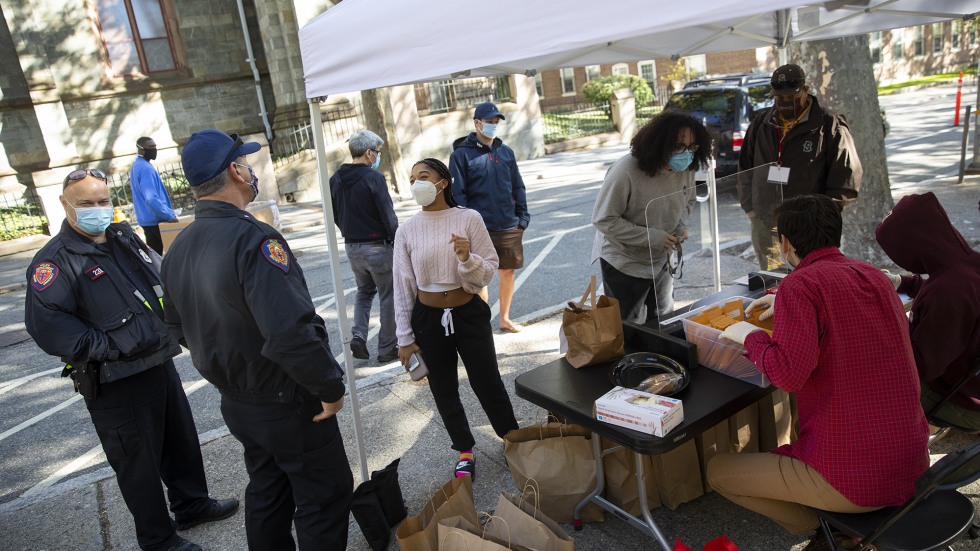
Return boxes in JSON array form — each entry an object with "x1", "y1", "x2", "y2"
[{"x1": 130, "y1": 136, "x2": 178, "y2": 254}]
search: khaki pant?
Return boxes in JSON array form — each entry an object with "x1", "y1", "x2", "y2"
[
  {"x1": 922, "y1": 385, "x2": 980, "y2": 433},
  {"x1": 750, "y1": 216, "x2": 782, "y2": 270},
  {"x1": 707, "y1": 452, "x2": 878, "y2": 534}
]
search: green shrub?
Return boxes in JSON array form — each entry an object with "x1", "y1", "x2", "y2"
[{"x1": 581, "y1": 75, "x2": 654, "y2": 107}]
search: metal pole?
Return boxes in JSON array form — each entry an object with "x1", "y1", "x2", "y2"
[
  {"x1": 309, "y1": 99, "x2": 370, "y2": 483},
  {"x1": 973, "y1": 57, "x2": 980, "y2": 169},
  {"x1": 960, "y1": 105, "x2": 972, "y2": 184},
  {"x1": 707, "y1": 158, "x2": 721, "y2": 292}
]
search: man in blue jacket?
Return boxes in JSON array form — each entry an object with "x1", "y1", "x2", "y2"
[
  {"x1": 130, "y1": 137, "x2": 178, "y2": 255},
  {"x1": 25, "y1": 168, "x2": 238, "y2": 551},
  {"x1": 330, "y1": 129, "x2": 399, "y2": 363},
  {"x1": 449, "y1": 102, "x2": 530, "y2": 333}
]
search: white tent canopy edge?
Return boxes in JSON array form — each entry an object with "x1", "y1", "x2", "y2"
[{"x1": 299, "y1": 0, "x2": 980, "y2": 482}]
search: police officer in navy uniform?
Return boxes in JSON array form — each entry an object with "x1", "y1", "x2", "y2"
[
  {"x1": 24, "y1": 168, "x2": 239, "y2": 551},
  {"x1": 160, "y1": 130, "x2": 353, "y2": 551}
]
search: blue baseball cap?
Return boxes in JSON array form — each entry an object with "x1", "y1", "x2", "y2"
[
  {"x1": 473, "y1": 102, "x2": 505, "y2": 121},
  {"x1": 182, "y1": 129, "x2": 261, "y2": 186}
]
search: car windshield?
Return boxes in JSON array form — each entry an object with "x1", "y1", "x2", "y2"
[
  {"x1": 746, "y1": 85, "x2": 774, "y2": 113},
  {"x1": 666, "y1": 90, "x2": 737, "y2": 125}
]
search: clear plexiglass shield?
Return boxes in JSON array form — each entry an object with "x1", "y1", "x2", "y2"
[{"x1": 637, "y1": 163, "x2": 785, "y2": 323}]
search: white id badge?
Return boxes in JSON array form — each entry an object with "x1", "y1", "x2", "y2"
[{"x1": 767, "y1": 165, "x2": 790, "y2": 185}]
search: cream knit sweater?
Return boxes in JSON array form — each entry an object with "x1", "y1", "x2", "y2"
[{"x1": 393, "y1": 207, "x2": 499, "y2": 346}]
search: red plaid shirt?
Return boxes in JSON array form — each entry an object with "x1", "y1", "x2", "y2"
[{"x1": 744, "y1": 247, "x2": 929, "y2": 506}]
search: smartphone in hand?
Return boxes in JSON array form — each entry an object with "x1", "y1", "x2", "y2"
[{"x1": 407, "y1": 352, "x2": 428, "y2": 381}]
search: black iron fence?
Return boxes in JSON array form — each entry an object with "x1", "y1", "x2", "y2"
[
  {"x1": 541, "y1": 101, "x2": 615, "y2": 144},
  {"x1": 106, "y1": 162, "x2": 196, "y2": 214},
  {"x1": 271, "y1": 98, "x2": 366, "y2": 169},
  {"x1": 0, "y1": 188, "x2": 47, "y2": 240},
  {"x1": 414, "y1": 76, "x2": 512, "y2": 115}
]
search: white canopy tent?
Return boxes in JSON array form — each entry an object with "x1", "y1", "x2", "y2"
[{"x1": 298, "y1": 0, "x2": 980, "y2": 482}]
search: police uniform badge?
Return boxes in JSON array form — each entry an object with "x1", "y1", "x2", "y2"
[
  {"x1": 261, "y1": 238, "x2": 290, "y2": 273},
  {"x1": 139, "y1": 249, "x2": 152, "y2": 264},
  {"x1": 31, "y1": 262, "x2": 60, "y2": 291}
]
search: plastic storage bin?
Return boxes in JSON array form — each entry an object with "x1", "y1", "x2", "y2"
[{"x1": 679, "y1": 297, "x2": 770, "y2": 387}]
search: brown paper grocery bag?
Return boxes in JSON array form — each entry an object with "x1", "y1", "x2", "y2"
[
  {"x1": 437, "y1": 515, "x2": 536, "y2": 551},
  {"x1": 600, "y1": 436, "x2": 663, "y2": 515},
  {"x1": 755, "y1": 389, "x2": 797, "y2": 451},
  {"x1": 562, "y1": 275, "x2": 625, "y2": 368},
  {"x1": 728, "y1": 402, "x2": 760, "y2": 454},
  {"x1": 395, "y1": 476, "x2": 478, "y2": 551},
  {"x1": 695, "y1": 420, "x2": 730, "y2": 494},
  {"x1": 648, "y1": 439, "x2": 704, "y2": 510},
  {"x1": 495, "y1": 489, "x2": 574, "y2": 551},
  {"x1": 503, "y1": 422, "x2": 603, "y2": 523}
]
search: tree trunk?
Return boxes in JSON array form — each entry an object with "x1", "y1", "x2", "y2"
[
  {"x1": 788, "y1": 36, "x2": 893, "y2": 264},
  {"x1": 360, "y1": 88, "x2": 407, "y2": 194}
]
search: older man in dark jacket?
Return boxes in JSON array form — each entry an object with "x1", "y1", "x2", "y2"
[
  {"x1": 25, "y1": 168, "x2": 237, "y2": 551},
  {"x1": 737, "y1": 64, "x2": 862, "y2": 269},
  {"x1": 162, "y1": 130, "x2": 352, "y2": 551}
]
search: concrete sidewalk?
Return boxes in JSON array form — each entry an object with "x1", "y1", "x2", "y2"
[{"x1": 3, "y1": 311, "x2": 979, "y2": 551}]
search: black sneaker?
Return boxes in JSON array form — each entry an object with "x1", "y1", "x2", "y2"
[
  {"x1": 166, "y1": 537, "x2": 202, "y2": 551},
  {"x1": 175, "y1": 498, "x2": 239, "y2": 531},
  {"x1": 377, "y1": 348, "x2": 399, "y2": 363},
  {"x1": 454, "y1": 458, "x2": 476, "y2": 480},
  {"x1": 349, "y1": 336, "x2": 369, "y2": 359}
]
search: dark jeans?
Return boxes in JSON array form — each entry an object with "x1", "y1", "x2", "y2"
[
  {"x1": 411, "y1": 296, "x2": 519, "y2": 451},
  {"x1": 221, "y1": 396, "x2": 354, "y2": 551},
  {"x1": 600, "y1": 258, "x2": 674, "y2": 324},
  {"x1": 85, "y1": 361, "x2": 212, "y2": 551},
  {"x1": 143, "y1": 225, "x2": 163, "y2": 255}
]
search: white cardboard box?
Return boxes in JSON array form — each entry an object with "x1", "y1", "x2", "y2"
[{"x1": 595, "y1": 386, "x2": 684, "y2": 437}]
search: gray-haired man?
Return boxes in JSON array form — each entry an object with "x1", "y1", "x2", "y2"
[{"x1": 330, "y1": 129, "x2": 399, "y2": 362}]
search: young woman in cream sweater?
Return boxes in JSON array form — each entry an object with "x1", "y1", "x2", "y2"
[{"x1": 393, "y1": 158, "x2": 518, "y2": 479}]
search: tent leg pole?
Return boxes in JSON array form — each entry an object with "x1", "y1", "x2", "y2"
[
  {"x1": 708, "y1": 158, "x2": 721, "y2": 292},
  {"x1": 309, "y1": 99, "x2": 370, "y2": 483}
]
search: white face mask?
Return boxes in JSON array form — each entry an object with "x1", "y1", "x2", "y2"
[
  {"x1": 479, "y1": 122, "x2": 498, "y2": 140},
  {"x1": 411, "y1": 179, "x2": 443, "y2": 207},
  {"x1": 779, "y1": 243, "x2": 797, "y2": 269}
]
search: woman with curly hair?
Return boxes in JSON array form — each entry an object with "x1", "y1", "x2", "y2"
[
  {"x1": 393, "y1": 158, "x2": 518, "y2": 479},
  {"x1": 592, "y1": 112, "x2": 712, "y2": 323}
]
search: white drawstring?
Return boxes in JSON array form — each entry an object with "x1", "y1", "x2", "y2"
[{"x1": 441, "y1": 307, "x2": 455, "y2": 336}]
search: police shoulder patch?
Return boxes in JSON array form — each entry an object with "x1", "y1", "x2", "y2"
[
  {"x1": 260, "y1": 238, "x2": 290, "y2": 273},
  {"x1": 32, "y1": 262, "x2": 60, "y2": 291}
]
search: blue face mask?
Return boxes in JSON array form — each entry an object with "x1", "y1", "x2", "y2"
[
  {"x1": 668, "y1": 151, "x2": 693, "y2": 172},
  {"x1": 371, "y1": 150, "x2": 382, "y2": 170},
  {"x1": 69, "y1": 204, "x2": 113, "y2": 235},
  {"x1": 479, "y1": 122, "x2": 498, "y2": 140}
]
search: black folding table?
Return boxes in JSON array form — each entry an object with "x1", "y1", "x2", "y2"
[{"x1": 515, "y1": 320, "x2": 775, "y2": 550}]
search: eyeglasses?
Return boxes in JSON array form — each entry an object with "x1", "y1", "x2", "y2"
[
  {"x1": 63, "y1": 169, "x2": 107, "y2": 187},
  {"x1": 673, "y1": 143, "x2": 699, "y2": 154}
]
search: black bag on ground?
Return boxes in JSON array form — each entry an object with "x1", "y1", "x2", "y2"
[{"x1": 351, "y1": 458, "x2": 408, "y2": 551}]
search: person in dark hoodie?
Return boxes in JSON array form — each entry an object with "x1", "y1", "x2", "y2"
[
  {"x1": 876, "y1": 192, "x2": 980, "y2": 432},
  {"x1": 330, "y1": 129, "x2": 399, "y2": 363},
  {"x1": 449, "y1": 102, "x2": 530, "y2": 333}
]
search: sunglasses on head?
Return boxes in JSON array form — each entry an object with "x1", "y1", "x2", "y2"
[
  {"x1": 63, "y1": 169, "x2": 107, "y2": 187},
  {"x1": 220, "y1": 133, "x2": 245, "y2": 168},
  {"x1": 771, "y1": 80, "x2": 803, "y2": 92}
]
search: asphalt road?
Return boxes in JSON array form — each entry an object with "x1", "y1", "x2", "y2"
[{"x1": 0, "y1": 82, "x2": 974, "y2": 509}]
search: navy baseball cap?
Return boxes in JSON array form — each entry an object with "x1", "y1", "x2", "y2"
[
  {"x1": 473, "y1": 102, "x2": 505, "y2": 121},
  {"x1": 182, "y1": 129, "x2": 261, "y2": 186}
]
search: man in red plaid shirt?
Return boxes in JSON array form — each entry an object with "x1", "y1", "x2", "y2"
[{"x1": 706, "y1": 195, "x2": 929, "y2": 550}]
